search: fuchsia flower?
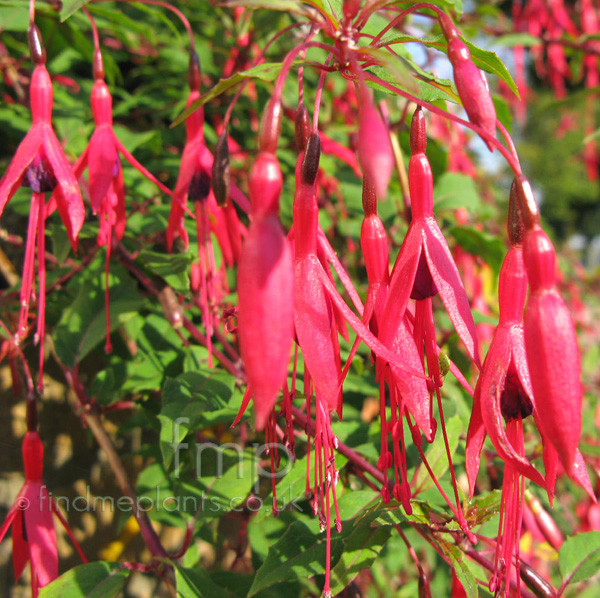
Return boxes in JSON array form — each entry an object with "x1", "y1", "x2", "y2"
[
  {"x1": 514, "y1": 176, "x2": 584, "y2": 477},
  {"x1": 0, "y1": 432, "x2": 57, "y2": 595},
  {"x1": 438, "y1": 13, "x2": 497, "y2": 149},
  {"x1": 0, "y1": 429, "x2": 85, "y2": 596},
  {"x1": 294, "y1": 132, "x2": 344, "y2": 416},
  {"x1": 167, "y1": 54, "x2": 248, "y2": 364},
  {"x1": 70, "y1": 49, "x2": 175, "y2": 351},
  {"x1": 465, "y1": 182, "x2": 594, "y2": 596},
  {"x1": 0, "y1": 26, "x2": 84, "y2": 388},
  {"x1": 378, "y1": 108, "x2": 480, "y2": 438},
  {"x1": 237, "y1": 98, "x2": 294, "y2": 431}
]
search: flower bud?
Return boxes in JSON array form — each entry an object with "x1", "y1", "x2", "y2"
[
  {"x1": 248, "y1": 152, "x2": 283, "y2": 216},
  {"x1": 512, "y1": 175, "x2": 540, "y2": 230},
  {"x1": 508, "y1": 179, "x2": 525, "y2": 246},
  {"x1": 212, "y1": 130, "x2": 230, "y2": 206},
  {"x1": 295, "y1": 103, "x2": 311, "y2": 152},
  {"x1": 259, "y1": 98, "x2": 282, "y2": 154},
  {"x1": 188, "y1": 50, "x2": 202, "y2": 92},
  {"x1": 28, "y1": 24, "x2": 46, "y2": 65},
  {"x1": 301, "y1": 132, "x2": 320, "y2": 186}
]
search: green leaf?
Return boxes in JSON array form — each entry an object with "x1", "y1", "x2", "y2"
[
  {"x1": 60, "y1": 0, "x2": 93, "y2": 21},
  {"x1": 412, "y1": 415, "x2": 462, "y2": 495},
  {"x1": 434, "y1": 172, "x2": 481, "y2": 212},
  {"x1": 53, "y1": 266, "x2": 146, "y2": 367},
  {"x1": 329, "y1": 520, "x2": 392, "y2": 595},
  {"x1": 492, "y1": 33, "x2": 541, "y2": 48},
  {"x1": 248, "y1": 520, "x2": 344, "y2": 595},
  {"x1": 138, "y1": 250, "x2": 193, "y2": 294},
  {"x1": 464, "y1": 39, "x2": 519, "y2": 97},
  {"x1": 436, "y1": 538, "x2": 478, "y2": 598},
  {"x1": 450, "y1": 226, "x2": 507, "y2": 275},
  {"x1": 172, "y1": 62, "x2": 293, "y2": 127},
  {"x1": 559, "y1": 531, "x2": 600, "y2": 585},
  {"x1": 159, "y1": 370, "x2": 235, "y2": 466},
  {"x1": 39, "y1": 562, "x2": 128, "y2": 598},
  {"x1": 175, "y1": 565, "x2": 239, "y2": 598}
]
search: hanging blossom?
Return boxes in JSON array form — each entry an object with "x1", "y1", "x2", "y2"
[
  {"x1": 167, "y1": 52, "x2": 248, "y2": 365},
  {"x1": 465, "y1": 183, "x2": 594, "y2": 597},
  {"x1": 0, "y1": 429, "x2": 87, "y2": 597},
  {"x1": 66, "y1": 42, "x2": 175, "y2": 353},
  {"x1": 0, "y1": 25, "x2": 84, "y2": 390}
]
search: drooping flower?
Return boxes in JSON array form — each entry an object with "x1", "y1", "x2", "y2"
[
  {"x1": 513, "y1": 176, "x2": 583, "y2": 477},
  {"x1": 0, "y1": 431, "x2": 86, "y2": 597},
  {"x1": 167, "y1": 53, "x2": 249, "y2": 364},
  {"x1": 68, "y1": 48, "x2": 175, "y2": 352},
  {"x1": 0, "y1": 25, "x2": 84, "y2": 389},
  {"x1": 438, "y1": 13, "x2": 496, "y2": 149},
  {"x1": 237, "y1": 98, "x2": 294, "y2": 431}
]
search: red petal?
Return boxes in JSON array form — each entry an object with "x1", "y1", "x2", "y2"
[
  {"x1": 24, "y1": 482, "x2": 58, "y2": 588},
  {"x1": 423, "y1": 221, "x2": 480, "y2": 366},
  {"x1": 465, "y1": 383, "x2": 486, "y2": 499},
  {"x1": 379, "y1": 223, "x2": 422, "y2": 348},
  {"x1": 480, "y1": 334, "x2": 547, "y2": 488},
  {"x1": 524, "y1": 290, "x2": 582, "y2": 476},
  {"x1": 0, "y1": 127, "x2": 42, "y2": 216},
  {"x1": 12, "y1": 507, "x2": 29, "y2": 582},
  {"x1": 42, "y1": 127, "x2": 84, "y2": 250},
  {"x1": 295, "y1": 256, "x2": 343, "y2": 414},
  {"x1": 88, "y1": 127, "x2": 118, "y2": 214},
  {"x1": 238, "y1": 215, "x2": 294, "y2": 430}
]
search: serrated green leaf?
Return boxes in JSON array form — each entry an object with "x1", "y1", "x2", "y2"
[
  {"x1": 559, "y1": 531, "x2": 600, "y2": 585},
  {"x1": 464, "y1": 39, "x2": 518, "y2": 97},
  {"x1": 39, "y1": 562, "x2": 128, "y2": 598}
]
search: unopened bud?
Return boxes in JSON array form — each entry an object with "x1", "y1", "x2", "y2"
[
  {"x1": 259, "y1": 98, "x2": 282, "y2": 154},
  {"x1": 295, "y1": 103, "x2": 310, "y2": 152},
  {"x1": 508, "y1": 179, "x2": 525, "y2": 245},
  {"x1": 212, "y1": 130, "x2": 230, "y2": 206},
  {"x1": 188, "y1": 50, "x2": 202, "y2": 92},
  {"x1": 410, "y1": 107, "x2": 427, "y2": 155},
  {"x1": 28, "y1": 24, "x2": 46, "y2": 65},
  {"x1": 519, "y1": 561, "x2": 557, "y2": 598},
  {"x1": 362, "y1": 174, "x2": 377, "y2": 215},
  {"x1": 301, "y1": 132, "x2": 321, "y2": 186},
  {"x1": 438, "y1": 11, "x2": 460, "y2": 42},
  {"x1": 513, "y1": 175, "x2": 540, "y2": 230}
]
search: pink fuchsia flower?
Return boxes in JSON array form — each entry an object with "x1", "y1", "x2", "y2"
[
  {"x1": 514, "y1": 176, "x2": 583, "y2": 477},
  {"x1": 438, "y1": 13, "x2": 497, "y2": 150},
  {"x1": 167, "y1": 54, "x2": 249, "y2": 364},
  {"x1": 237, "y1": 98, "x2": 294, "y2": 431},
  {"x1": 0, "y1": 431, "x2": 86, "y2": 596},
  {"x1": 67, "y1": 49, "x2": 175, "y2": 352},
  {"x1": 379, "y1": 107, "x2": 480, "y2": 387},
  {"x1": 0, "y1": 26, "x2": 84, "y2": 389}
]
